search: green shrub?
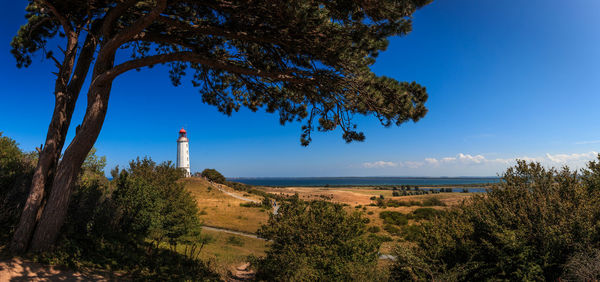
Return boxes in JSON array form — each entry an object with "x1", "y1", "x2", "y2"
[
  {"x1": 421, "y1": 197, "x2": 446, "y2": 207},
  {"x1": 392, "y1": 160, "x2": 600, "y2": 281},
  {"x1": 383, "y1": 224, "x2": 401, "y2": 236},
  {"x1": 410, "y1": 208, "x2": 441, "y2": 220},
  {"x1": 401, "y1": 225, "x2": 421, "y2": 242},
  {"x1": 0, "y1": 133, "x2": 34, "y2": 242},
  {"x1": 379, "y1": 211, "x2": 408, "y2": 226},
  {"x1": 240, "y1": 202, "x2": 263, "y2": 208},
  {"x1": 367, "y1": 226, "x2": 381, "y2": 233},
  {"x1": 226, "y1": 236, "x2": 244, "y2": 246},
  {"x1": 255, "y1": 196, "x2": 382, "y2": 281},
  {"x1": 369, "y1": 233, "x2": 393, "y2": 242},
  {"x1": 200, "y1": 168, "x2": 226, "y2": 184},
  {"x1": 57, "y1": 157, "x2": 218, "y2": 279}
]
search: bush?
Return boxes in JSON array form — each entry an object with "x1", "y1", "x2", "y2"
[
  {"x1": 562, "y1": 248, "x2": 600, "y2": 281},
  {"x1": 0, "y1": 133, "x2": 34, "y2": 242},
  {"x1": 255, "y1": 196, "x2": 383, "y2": 281},
  {"x1": 200, "y1": 168, "x2": 226, "y2": 184},
  {"x1": 421, "y1": 197, "x2": 446, "y2": 207},
  {"x1": 379, "y1": 211, "x2": 408, "y2": 226},
  {"x1": 369, "y1": 233, "x2": 393, "y2": 242},
  {"x1": 410, "y1": 208, "x2": 441, "y2": 220},
  {"x1": 367, "y1": 226, "x2": 381, "y2": 233},
  {"x1": 391, "y1": 160, "x2": 600, "y2": 281},
  {"x1": 383, "y1": 224, "x2": 401, "y2": 236},
  {"x1": 56, "y1": 157, "x2": 219, "y2": 279},
  {"x1": 401, "y1": 225, "x2": 421, "y2": 242},
  {"x1": 226, "y1": 236, "x2": 244, "y2": 247}
]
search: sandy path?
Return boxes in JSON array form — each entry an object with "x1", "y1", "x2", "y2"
[
  {"x1": 202, "y1": 225, "x2": 262, "y2": 239},
  {"x1": 0, "y1": 258, "x2": 112, "y2": 281},
  {"x1": 214, "y1": 183, "x2": 261, "y2": 203},
  {"x1": 214, "y1": 182, "x2": 279, "y2": 215}
]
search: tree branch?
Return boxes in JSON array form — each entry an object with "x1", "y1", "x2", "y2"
[
  {"x1": 67, "y1": 31, "x2": 98, "y2": 95},
  {"x1": 156, "y1": 16, "x2": 289, "y2": 47},
  {"x1": 101, "y1": 0, "x2": 167, "y2": 56},
  {"x1": 38, "y1": 0, "x2": 73, "y2": 36},
  {"x1": 101, "y1": 0, "x2": 140, "y2": 37},
  {"x1": 94, "y1": 52, "x2": 314, "y2": 86},
  {"x1": 133, "y1": 33, "x2": 197, "y2": 50}
]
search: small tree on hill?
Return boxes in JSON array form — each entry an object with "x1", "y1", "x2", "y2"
[{"x1": 200, "y1": 168, "x2": 226, "y2": 184}]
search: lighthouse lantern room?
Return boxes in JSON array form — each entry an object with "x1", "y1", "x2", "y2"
[{"x1": 177, "y1": 128, "x2": 191, "y2": 177}]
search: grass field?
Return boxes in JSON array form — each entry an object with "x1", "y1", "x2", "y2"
[
  {"x1": 262, "y1": 186, "x2": 474, "y2": 240},
  {"x1": 198, "y1": 229, "x2": 266, "y2": 277},
  {"x1": 183, "y1": 178, "x2": 269, "y2": 234},
  {"x1": 183, "y1": 179, "x2": 476, "y2": 278},
  {"x1": 262, "y1": 186, "x2": 473, "y2": 206}
]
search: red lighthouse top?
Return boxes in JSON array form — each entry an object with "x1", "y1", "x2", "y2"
[{"x1": 178, "y1": 128, "x2": 188, "y2": 142}]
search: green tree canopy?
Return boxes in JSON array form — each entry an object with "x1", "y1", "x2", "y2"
[
  {"x1": 255, "y1": 196, "x2": 383, "y2": 281},
  {"x1": 10, "y1": 0, "x2": 432, "y2": 252},
  {"x1": 200, "y1": 168, "x2": 226, "y2": 184},
  {"x1": 13, "y1": 0, "x2": 430, "y2": 145}
]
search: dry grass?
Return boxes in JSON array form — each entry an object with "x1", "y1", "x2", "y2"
[
  {"x1": 262, "y1": 186, "x2": 473, "y2": 207},
  {"x1": 198, "y1": 229, "x2": 266, "y2": 278},
  {"x1": 261, "y1": 186, "x2": 475, "y2": 240},
  {"x1": 183, "y1": 181, "x2": 476, "y2": 274},
  {"x1": 183, "y1": 178, "x2": 269, "y2": 233}
]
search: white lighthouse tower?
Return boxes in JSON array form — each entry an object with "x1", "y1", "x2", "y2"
[{"x1": 177, "y1": 128, "x2": 191, "y2": 177}]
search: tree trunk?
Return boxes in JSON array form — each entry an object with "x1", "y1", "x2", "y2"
[
  {"x1": 9, "y1": 32, "x2": 97, "y2": 253},
  {"x1": 28, "y1": 79, "x2": 113, "y2": 252},
  {"x1": 9, "y1": 91, "x2": 78, "y2": 253}
]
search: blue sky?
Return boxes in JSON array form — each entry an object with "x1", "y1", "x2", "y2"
[{"x1": 1, "y1": 0, "x2": 599, "y2": 177}]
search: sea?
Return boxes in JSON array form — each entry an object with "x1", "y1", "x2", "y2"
[{"x1": 228, "y1": 177, "x2": 500, "y2": 192}]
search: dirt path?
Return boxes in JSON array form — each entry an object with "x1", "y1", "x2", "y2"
[
  {"x1": 202, "y1": 225, "x2": 262, "y2": 240},
  {"x1": 0, "y1": 258, "x2": 112, "y2": 281},
  {"x1": 213, "y1": 182, "x2": 279, "y2": 215},
  {"x1": 228, "y1": 262, "x2": 255, "y2": 281},
  {"x1": 213, "y1": 183, "x2": 261, "y2": 203}
]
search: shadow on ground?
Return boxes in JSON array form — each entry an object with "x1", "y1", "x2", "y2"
[{"x1": 0, "y1": 258, "x2": 112, "y2": 281}]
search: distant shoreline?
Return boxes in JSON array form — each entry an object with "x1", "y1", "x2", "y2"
[{"x1": 228, "y1": 176, "x2": 500, "y2": 188}]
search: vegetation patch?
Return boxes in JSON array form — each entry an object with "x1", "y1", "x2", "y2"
[
  {"x1": 254, "y1": 196, "x2": 385, "y2": 281},
  {"x1": 391, "y1": 160, "x2": 600, "y2": 281}
]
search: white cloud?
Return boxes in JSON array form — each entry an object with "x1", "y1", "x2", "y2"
[
  {"x1": 426, "y1": 153, "x2": 496, "y2": 166},
  {"x1": 457, "y1": 153, "x2": 485, "y2": 164},
  {"x1": 363, "y1": 161, "x2": 398, "y2": 168},
  {"x1": 360, "y1": 151, "x2": 599, "y2": 174},
  {"x1": 424, "y1": 158, "x2": 439, "y2": 165},
  {"x1": 545, "y1": 151, "x2": 598, "y2": 163}
]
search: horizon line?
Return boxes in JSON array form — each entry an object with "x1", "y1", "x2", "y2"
[{"x1": 225, "y1": 176, "x2": 500, "y2": 179}]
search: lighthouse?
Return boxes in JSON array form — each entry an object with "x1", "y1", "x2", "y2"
[{"x1": 177, "y1": 128, "x2": 191, "y2": 177}]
